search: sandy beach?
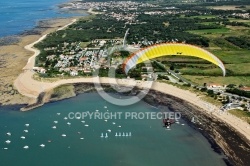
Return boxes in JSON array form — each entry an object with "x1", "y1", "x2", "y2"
[
  {"x1": 1, "y1": 11, "x2": 246, "y2": 145},
  {"x1": 0, "y1": 17, "x2": 81, "y2": 105}
]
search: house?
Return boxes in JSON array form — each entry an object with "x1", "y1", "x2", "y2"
[
  {"x1": 70, "y1": 70, "x2": 78, "y2": 76},
  {"x1": 207, "y1": 83, "x2": 224, "y2": 90},
  {"x1": 33, "y1": 67, "x2": 46, "y2": 74}
]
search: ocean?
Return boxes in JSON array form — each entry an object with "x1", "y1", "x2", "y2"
[
  {"x1": 0, "y1": 93, "x2": 226, "y2": 166},
  {"x1": 0, "y1": 0, "x2": 85, "y2": 38},
  {"x1": 0, "y1": 1, "x2": 226, "y2": 165}
]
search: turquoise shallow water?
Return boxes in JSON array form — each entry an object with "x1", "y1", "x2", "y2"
[
  {"x1": 0, "y1": 93, "x2": 226, "y2": 166},
  {"x1": 0, "y1": 0, "x2": 85, "y2": 37}
]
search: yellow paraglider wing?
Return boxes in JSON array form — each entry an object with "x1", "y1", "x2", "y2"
[{"x1": 123, "y1": 43, "x2": 226, "y2": 76}]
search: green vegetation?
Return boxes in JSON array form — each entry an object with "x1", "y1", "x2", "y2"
[
  {"x1": 228, "y1": 109, "x2": 250, "y2": 124},
  {"x1": 33, "y1": 0, "x2": 250, "y2": 87}
]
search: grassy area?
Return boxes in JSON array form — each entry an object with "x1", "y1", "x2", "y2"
[
  {"x1": 80, "y1": 42, "x2": 90, "y2": 48},
  {"x1": 200, "y1": 96, "x2": 223, "y2": 107},
  {"x1": 182, "y1": 75, "x2": 250, "y2": 86},
  {"x1": 188, "y1": 28, "x2": 230, "y2": 35},
  {"x1": 210, "y1": 50, "x2": 250, "y2": 64},
  {"x1": 228, "y1": 109, "x2": 250, "y2": 124},
  {"x1": 207, "y1": 5, "x2": 250, "y2": 10},
  {"x1": 190, "y1": 15, "x2": 217, "y2": 19}
]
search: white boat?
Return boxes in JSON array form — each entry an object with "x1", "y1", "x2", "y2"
[
  {"x1": 21, "y1": 136, "x2": 25, "y2": 139},
  {"x1": 40, "y1": 144, "x2": 45, "y2": 148},
  {"x1": 104, "y1": 106, "x2": 107, "y2": 109},
  {"x1": 52, "y1": 126, "x2": 57, "y2": 129},
  {"x1": 64, "y1": 117, "x2": 68, "y2": 120},
  {"x1": 23, "y1": 146, "x2": 29, "y2": 149},
  {"x1": 122, "y1": 132, "x2": 125, "y2": 137},
  {"x1": 119, "y1": 133, "x2": 121, "y2": 136},
  {"x1": 5, "y1": 140, "x2": 11, "y2": 144},
  {"x1": 104, "y1": 119, "x2": 108, "y2": 122},
  {"x1": 57, "y1": 113, "x2": 61, "y2": 115},
  {"x1": 100, "y1": 133, "x2": 104, "y2": 138},
  {"x1": 118, "y1": 125, "x2": 121, "y2": 128},
  {"x1": 80, "y1": 138, "x2": 84, "y2": 140},
  {"x1": 105, "y1": 133, "x2": 108, "y2": 138},
  {"x1": 126, "y1": 133, "x2": 128, "y2": 136},
  {"x1": 67, "y1": 122, "x2": 71, "y2": 125},
  {"x1": 112, "y1": 122, "x2": 116, "y2": 125},
  {"x1": 107, "y1": 129, "x2": 111, "y2": 132},
  {"x1": 6, "y1": 132, "x2": 11, "y2": 136},
  {"x1": 181, "y1": 124, "x2": 185, "y2": 126},
  {"x1": 129, "y1": 132, "x2": 132, "y2": 136},
  {"x1": 3, "y1": 148, "x2": 8, "y2": 150},
  {"x1": 62, "y1": 134, "x2": 66, "y2": 137},
  {"x1": 95, "y1": 110, "x2": 99, "y2": 112},
  {"x1": 24, "y1": 130, "x2": 28, "y2": 133},
  {"x1": 54, "y1": 121, "x2": 58, "y2": 124},
  {"x1": 81, "y1": 121, "x2": 85, "y2": 123},
  {"x1": 84, "y1": 124, "x2": 89, "y2": 127},
  {"x1": 25, "y1": 124, "x2": 29, "y2": 127},
  {"x1": 115, "y1": 133, "x2": 118, "y2": 136}
]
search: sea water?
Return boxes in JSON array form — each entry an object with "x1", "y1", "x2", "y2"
[
  {"x1": 0, "y1": 93, "x2": 226, "y2": 166},
  {"x1": 0, "y1": 0, "x2": 85, "y2": 37}
]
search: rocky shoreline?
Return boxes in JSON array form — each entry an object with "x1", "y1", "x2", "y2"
[
  {"x1": 143, "y1": 89, "x2": 250, "y2": 166},
  {"x1": 19, "y1": 82, "x2": 250, "y2": 166}
]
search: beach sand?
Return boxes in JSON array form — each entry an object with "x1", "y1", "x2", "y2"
[
  {"x1": 0, "y1": 17, "x2": 80, "y2": 105},
  {"x1": 0, "y1": 11, "x2": 247, "y2": 145}
]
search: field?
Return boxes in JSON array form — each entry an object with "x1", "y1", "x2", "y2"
[
  {"x1": 182, "y1": 76, "x2": 250, "y2": 86},
  {"x1": 163, "y1": 14, "x2": 250, "y2": 86},
  {"x1": 207, "y1": 5, "x2": 250, "y2": 10}
]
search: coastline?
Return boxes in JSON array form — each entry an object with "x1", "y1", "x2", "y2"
[
  {"x1": 0, "y1": 17, "x2": 81, "y2": 105},
  {"x1": 26, "y1": 83, "x2": 250, "y2": 165},
  {"x1": 1, "y1": 8, "x2": 249, "y2": 165}
]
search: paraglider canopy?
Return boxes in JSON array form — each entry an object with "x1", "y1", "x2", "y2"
[{"x1": 123, "y1": 43, "x2": 226, "y2": 76}]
